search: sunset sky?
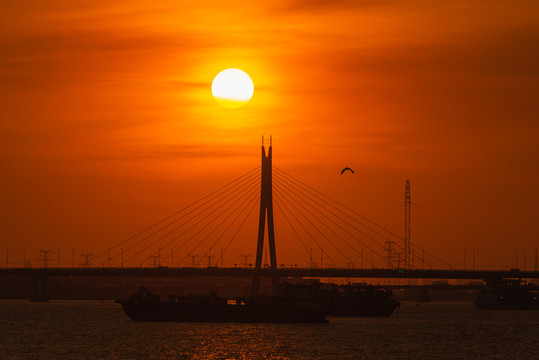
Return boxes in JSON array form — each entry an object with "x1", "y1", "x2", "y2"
[{"x1": 1, "y1": 0, "x2": 538, "y2": 269}]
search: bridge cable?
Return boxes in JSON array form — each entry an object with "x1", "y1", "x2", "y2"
[
  {"x1": 272, "y1": 183, "x2": 358, "y2": 266},
  {"x1": 180, "y1": 185, "x2": 261, "y2": 268},
  {"x1": 153, "y1": 180, "x2": 259, "y2": 267},
  {"x1": 91, "y1": 166, "x2": 260, "y2": 264},
  {"x1": 273, "y1": 193, "x2": 337, "y2": 266},
  {"x1": 274, "y1": 167, "x2": 403, "y2": 240},
  {"x1": 273, "y1": 177, "x2": 383, "y2": 265},
  {"x1": 215, "y1": 197, "x2": 260, "y2": 266},
  {"x1": 274, "y1": 174, "x2": 387, "y2": 264},
  {"x1": 274, "y1": 167, "x2": 452, "y2": 269},
  {"x1": 196, "y1": 190, "x2": 260, "y2": 267},
  {"x1": 100, "y1": 171, "x2": 261, "y2": 266},
  {"x1": 136, "y1": 178, "x2": 261, "y2": 267}
]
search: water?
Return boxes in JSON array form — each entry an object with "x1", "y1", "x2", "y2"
[{"x1": 1, "y1": 300, "x2": 538, "y2": 359}]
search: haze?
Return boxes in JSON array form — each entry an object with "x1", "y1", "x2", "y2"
[{"x1": 1, "y1": 0, "x2": 538, "y2": 269}]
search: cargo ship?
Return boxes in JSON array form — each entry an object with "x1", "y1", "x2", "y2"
[
  {"x1": 119, "y1": 285, "x2": 328, "y2": 323},
  {"x1": 474, "y1": 278, "x2": 539, "y2": 310}
]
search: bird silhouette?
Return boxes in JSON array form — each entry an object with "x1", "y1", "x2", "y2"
[{"x1": 340, "y1": 167, "x2": 354, "y2": 175}]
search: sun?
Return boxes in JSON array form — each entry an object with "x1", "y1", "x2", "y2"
[{"x1": 211, "y1": 69, "x2": 254, "y2": 108}]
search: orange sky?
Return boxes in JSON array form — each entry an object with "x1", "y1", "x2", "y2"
[{"x1": 1, "y1": 0, "x2": 538, "y2": 269}]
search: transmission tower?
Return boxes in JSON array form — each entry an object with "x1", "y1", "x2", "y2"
[
  {"x1": 404, "y1": 179, "x2": 411, "y2": 269},
  {"x1": 396, "y1": 252, "x2": 402, "y2": 269},
  {"x1": 189, "y1": 254, "x2": 199, "y2": 267},
  {"x1": 80, "y1": 253, "x2": 93, "y2": 267},
  {"x1": 39, "y1": 249, "x2": 53, "y2": 268},
  {"x1": 385, "y1": 241, "x2": 395, "y2": 269},
  {"x1": 205, "y1": 252, "x2": 214, "y2": 268},
  {"x1": 239, "y1": 254, "x2": 252, "y2": 267}
]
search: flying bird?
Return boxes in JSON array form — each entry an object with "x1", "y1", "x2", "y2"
[{"x1": 340, "y1": 167, "x2": 354, "y2": 175}]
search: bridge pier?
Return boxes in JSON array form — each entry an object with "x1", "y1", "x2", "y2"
[{"x1": 30, "y1": 273, "x2": 49, "y2": 302}]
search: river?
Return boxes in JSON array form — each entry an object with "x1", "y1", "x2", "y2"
[{"x1": 1, "y1": 300, "x2": 537, "y2": 359}]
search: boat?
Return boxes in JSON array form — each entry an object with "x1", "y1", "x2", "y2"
[
  {"x1": 474, "y1": 278, "x2": 539, "y2": 310},
  {"x1": 323, "y1": 283, "x2": 401, "y2": 317},
  {"x1": 119, "y1": 286, "x2": 328, "y2": 323}
]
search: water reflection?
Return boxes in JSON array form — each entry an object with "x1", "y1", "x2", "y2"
[{"x1": 0, "y1": 301, "x2": 538, "y2": 359}]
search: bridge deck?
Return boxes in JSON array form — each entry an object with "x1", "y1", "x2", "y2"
[{"x1": 2, "y1": 267, "x2": 538, "y2": 279}]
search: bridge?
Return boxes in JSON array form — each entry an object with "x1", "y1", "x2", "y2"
[
  {"x1": 4, "y1": 267, "x2": 539, "y2": 280},
  {"x1": 2, "y1": 137, "x2": 538, "y2": 301}
]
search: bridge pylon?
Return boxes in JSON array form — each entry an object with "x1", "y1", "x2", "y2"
[{"x1": 251, "y1": 136, "x2": 279, "y2": 297}]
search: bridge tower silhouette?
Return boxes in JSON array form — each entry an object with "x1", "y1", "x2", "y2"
[{"x1": 251, "y1": 136, "x2": 279, "y2": 297}]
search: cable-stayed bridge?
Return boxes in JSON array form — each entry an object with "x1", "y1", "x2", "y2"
[{"x1": 2, "y1": 138, "x2": 538, "y2": 301}]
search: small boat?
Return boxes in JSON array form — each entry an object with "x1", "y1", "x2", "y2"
[
  {"x1": 119, "y1": 286, "x2": 328, "y2": 323},
  {"x1": 474, "y1": 278, "x2": 539, "y2": 310}
]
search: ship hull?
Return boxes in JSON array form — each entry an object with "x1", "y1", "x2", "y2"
[{"x1": 120, "y1": 298, "x2": 328, "y2": 323}]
